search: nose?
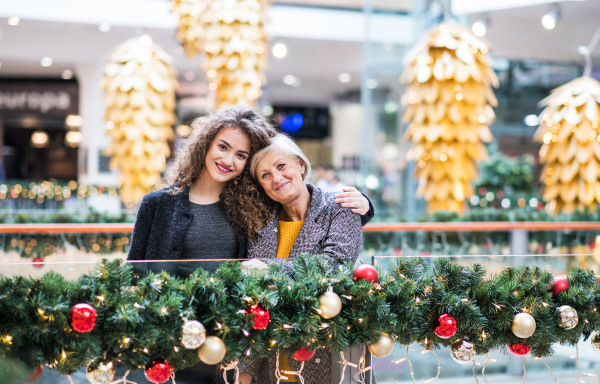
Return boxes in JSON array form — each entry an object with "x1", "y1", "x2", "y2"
[{"x1": 222, "y1": 152, "x2": 234, "y2": 167}]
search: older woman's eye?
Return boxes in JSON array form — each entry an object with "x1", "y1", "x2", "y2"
[
  {"x1": 277, "y1": 163, "x2": 285, "y2": 169},
  {"x1": 261, "y1": 173, "x2": 269, "y2": 179}
]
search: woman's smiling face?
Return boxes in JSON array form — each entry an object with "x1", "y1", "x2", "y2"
[
  {"x1": 204, "y1": 127, "x2": 251, "y2": 183},
  {"x1": 255, "y1": 150, "x2": 306, "y2": 204}
]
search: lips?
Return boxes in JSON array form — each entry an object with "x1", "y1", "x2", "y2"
[
  {"x1": 275, "y1": 182, "x2": 289, "y2": 191},
  {"x1": 216, "y1": 163, "x2": 232, "y2": 173}
]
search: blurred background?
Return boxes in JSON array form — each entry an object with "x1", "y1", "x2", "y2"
[{"x1": 2, "y1": 0, "x2": 600, "y2": 382}]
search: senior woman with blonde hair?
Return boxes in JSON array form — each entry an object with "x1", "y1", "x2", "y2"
[{"x1": 238, "y1": 133, "x2": 366, "y2": 384}]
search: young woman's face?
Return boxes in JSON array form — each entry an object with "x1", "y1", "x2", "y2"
[
  {"x1": 255, "y1": 150, "x2": 306, "y2": 205},
  {"x1": 204, "y1": 127, "x2": 251, "y2": 184}
]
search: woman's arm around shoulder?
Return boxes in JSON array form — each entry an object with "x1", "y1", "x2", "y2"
[{"x1": 127, "y1": 191, "x2": 160, "y2": 261}]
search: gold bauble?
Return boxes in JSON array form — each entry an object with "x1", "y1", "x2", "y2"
[
  {"x1": 367, "y1": 333, "x2": 394, "y2": 358},
  {"x1": 86, "y1": 361, "x2": 115, "y2": 384},
  {"x1": 591, "y1": 331, "x2": 600, "y2": 354},
  {"x1": 450, "y1": 339, "x2": 476, "y2": 364},
  {"x1": 197, "y1": 336, "x2": 227, "y2": 365},
  {"x1": 181, "y1": 320, "x2": 206, "y2": 349},
  {"x1": 511, "y1": 313, "x2": 536, "y2": 339},
  {"x1": 556, "y1": 305, "x2": 578, "y2": 330},
  {"x1": 318, "y1": 290, "x2": 342, "y2": 319}
]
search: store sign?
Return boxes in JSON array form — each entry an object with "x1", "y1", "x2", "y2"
[{"x1": 0, "y1": 80, "x2": 78, "y2": 115}]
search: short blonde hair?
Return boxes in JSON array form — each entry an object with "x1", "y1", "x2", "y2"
[{"x1": 250, "y1": 133, "x2": 312, "y2": 181}]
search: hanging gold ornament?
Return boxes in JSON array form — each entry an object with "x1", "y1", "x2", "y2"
[
  {"x1": 172, "y1": 0, "x2": 269, "y2": 109},
  {"x1": 181, "y1": 319, "x2": 207, "y2": 349},
  {"x1": 102, "y1": 37, "x2": 178, "y2": 205},
  {"x1": 534, "y1": 76, "x2": 600, "y2": 213},
  {"x1": 556, "y1": 305, "x2": 578, "y2": 330},
  {"x1": 400, "y1": 22, "x2": 498, "y2": 213},
  {"x1": 511, "y1": 312, "x2": 536, "y2": 339},
  {"x1": 198, "y1": 335, "x2": 227, "y2": 365},
  {"x1": 367, "y1": 333, "x2": 394, "y2": 358},
  {"x1": 318, "y1": 289, "x2": 342, "y2": 319},
  {"x1": 591, "y1": 331, "x2": 600, "y2": 354},
  {"x1": 172, "y1": 0, "x2": 209, "y2": 59},
  {"x1": 86, "y1": 361, "x2": 115, "y2": 384},
  {"x1": 450, "y1": 338, "x2": 476, "y2": 364}
]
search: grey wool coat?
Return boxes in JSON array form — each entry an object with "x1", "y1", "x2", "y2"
[{"x1": 240, "y1": 184, "x2": 367, "y2": 384}]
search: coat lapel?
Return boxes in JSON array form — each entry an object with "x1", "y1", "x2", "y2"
[
  {"x1": 288, "y1": 184, "x2": 328, "y2": 258},
  {"x1": 256, "y1": 209, "x2": 279, "y2": 259}
]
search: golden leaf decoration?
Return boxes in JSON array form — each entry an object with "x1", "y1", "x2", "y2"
[
  {"x1": 172, "y1": 0, "x2": 269, "y2": 108},
  {"x1": 400, "y1": 22, "x2": 498, "y2": 213},
  {"x1": 535, "y1": 76, "x2": 600, "y2": 213},
  {"x1": 102, "y1": 37, "x2": 179, "y2": 205}
]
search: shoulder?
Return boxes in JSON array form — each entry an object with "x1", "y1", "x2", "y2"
[
  {"x1": 140, "y1": 185, "x2": 180, "y2": 206},
  {"x1": 309, "y1": 184, "x2": 355, "y2": 218}
]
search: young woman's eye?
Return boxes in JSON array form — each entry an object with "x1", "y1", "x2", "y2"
[
  {"x1": 237, "y1": 153, "x2": 247, "y2": 160},
  {"x1": 218, "y1": 144, "x2": 227, "y2": 151}
]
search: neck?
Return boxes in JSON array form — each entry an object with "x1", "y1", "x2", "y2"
[
  {"x1": 279, "y1": 184, "x2": 311, "y2": 222},
  {"x1": 189, "y1": 166, "x2": 225, "y2": 204}
]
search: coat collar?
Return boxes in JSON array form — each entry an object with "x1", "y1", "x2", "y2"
[{"x1": 259, "y1": 184, "x2": 328, "y2": 259}]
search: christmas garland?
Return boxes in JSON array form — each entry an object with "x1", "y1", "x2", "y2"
[{"x1": 1, "y1": 254, "x2": 599, "y2": 382}]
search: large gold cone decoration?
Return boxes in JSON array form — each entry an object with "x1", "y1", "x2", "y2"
[
  {"x1": 102, "y1": 37, "x2": 179, "y2": 205},
  {"x1": 535, "y1": 76, "x2": 600, "y2": 213},
  {"x1": 400, "y1": 23, "x2": 498, "y2": 213},
  {"x1": 173, "y1": 0, "x2": 268, "y2": 109},
  {"x1": 172, "y1": 0, "x2": 208, "y2": 59}
]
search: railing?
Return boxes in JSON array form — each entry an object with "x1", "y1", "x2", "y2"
[{"x1": 2, "y1": 221, "x2": 600, "y2": 233}]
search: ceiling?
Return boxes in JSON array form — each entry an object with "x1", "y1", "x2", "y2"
[{"x1": 0, "y1": 0, "x2": 599, "y2": 108}]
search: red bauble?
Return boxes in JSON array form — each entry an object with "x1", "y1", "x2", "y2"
[
  {"x1": 32, "y1": 257, "x2": 44, "y2": 269},
  {"x1": 508, "y1": 343, "x2": 532, "y2": 356},
  {"x1": 144, "y1": 358, "x2": 173, "y2": 384},
  {"x1": 549, "y1": 277, "x2": 570, "y2": 298},
  {"x1": 291, "y1": 346, "x2": 315, "y2": 362},
  {"x1": 69, "y1": 303, "x2": 97, "y2": 333},
  {"x1": 23, "y1": 365, "x2": 43, "y2": 383},
  {"x1": 434, "y1": 313, "x2": 457, "y2": 339},
  {"x1": 353, "y1": 264, "x2": 379, "y2": 283},
  {"x1": 249, "y1": 304, "x2": 270, "y2": 330}
]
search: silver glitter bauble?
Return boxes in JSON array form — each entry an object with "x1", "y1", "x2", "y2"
[
  {"x1": 181, "y1": 320, "x2": 206, "y2": 349},
  {"x1": 86, "y1": 361, "x2": 115, "y2": 384},
  {"x1": 556, "y1": 305, "x2": 578, "y2": 330},
  {"x1": 450, "y1": 339, "x2": 476, "y2": 364},
  {"x1": 591, "y1": 331, "x2": 600, "y2": 354}
]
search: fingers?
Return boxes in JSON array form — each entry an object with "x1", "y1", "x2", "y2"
[{"x1": 342, "y1": 186, "x2": 357, "y2": 192}]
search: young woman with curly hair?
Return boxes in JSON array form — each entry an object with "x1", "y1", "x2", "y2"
[{"x1": 126, "y1": 106, "x2": 372, "y2": 384}]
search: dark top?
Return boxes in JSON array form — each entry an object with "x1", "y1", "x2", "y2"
[
  {"x1": 180, "y1": 201, "x2": 239, "y2": 274},
  {"x1": 127, "y1": 185, "x2": 247, "y2": 278}
]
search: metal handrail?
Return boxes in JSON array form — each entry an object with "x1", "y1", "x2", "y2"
[{"x1": 1, "y1": 221, "x2": 600, "y2": 234}]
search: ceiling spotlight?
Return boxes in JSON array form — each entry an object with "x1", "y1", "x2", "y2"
[
  {"x1": 366, "y1": 79, "x2": 378, "y2": 89},
  {"x1": 272, "y1": 43, "x2": 287, "y2": 59},
  {"x1": 65, "y1": 115, "x2": 83, "y2": 127},
  {"x1": 31, "y1": 131, "x2": 49, "y2": 148},
  {"x1": 8, "y1": 16, "x2": 20, "y2": 26},
  {"x1": 283, "y1": 75, "x2": 298, "y2": 85},
  {"x1": 523, "y1": 114, "x2": 539, "y2": 127},
  {"x1": 472, "y1": 19, "x2": 488, "y2": 37},
  {"x1": 338, "y1": 73, "x2": 351, "y2": 83},
  {"x1": 184, "y1": 71, "x2": 196, "y2": 81},
  {"x1": 542, "y1": 5, "x2": 560, "y2": 30},
  {"x1": 139, "y1": 34, "x2": 152, "y2": 47},
  {"x1": 61, "y1": 69, "x2": 73, "y2": 80},
  {"x1": 40, "y1": 57, "x2": 53, "y2": 67},
  {"x1": 65, "y1": 131, "x2": 83, "y2": 147},
  {"x1": 98, "y1": 22, "x2": 111, "y2": 32}
]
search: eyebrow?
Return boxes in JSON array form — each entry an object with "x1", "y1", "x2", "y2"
[{"x1": 219, "y1": 139, "x2": 249, "y2": 155}]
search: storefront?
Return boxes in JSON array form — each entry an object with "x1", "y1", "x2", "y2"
[{"x1": 0, "y1": 78, "x2": 80, "y2": 180}]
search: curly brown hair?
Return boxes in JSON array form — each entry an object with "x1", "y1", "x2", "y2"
[{"x1": 165, "y1": 106, "x2": 277, "y2": 238}]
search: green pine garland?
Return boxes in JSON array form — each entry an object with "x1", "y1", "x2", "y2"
[{"x1": 1, "y1": 254, "x2": 599, "y2": 377}]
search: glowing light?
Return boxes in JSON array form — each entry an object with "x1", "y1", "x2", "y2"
[{"x1": 272, "y1": 43, "x2": 287, "y2": 58}]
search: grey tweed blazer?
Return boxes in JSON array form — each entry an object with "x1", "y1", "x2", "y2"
[
  {"x1": 247, "y1": 184, "x2": 363, "y2": 265},
  {"x1": 240, "y1": 184, "x2": 364, "y2": 384}
]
